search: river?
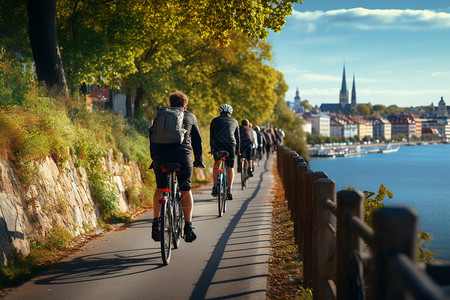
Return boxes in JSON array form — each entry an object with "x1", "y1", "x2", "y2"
[{"x1": 309, "y1": 143, "x2": 450, "y2": 260}]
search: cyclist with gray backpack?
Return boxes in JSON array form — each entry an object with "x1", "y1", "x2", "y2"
[{"x1": 149, "y1": 91, "x2": 204, "y2": 243}]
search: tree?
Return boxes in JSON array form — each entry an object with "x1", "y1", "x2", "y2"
[
  {"x1": 358, "y1": 104, "x2": 370, "y2": 115},
  {"x1": 28, "y1": 0, "x2": 69, "y2": 98},
  {"x1": 301, "y1": 99, "x2": 312, "y2": 111},
  {"x1": 1, "y1": 0, "x2": 301, "y2": 98}
]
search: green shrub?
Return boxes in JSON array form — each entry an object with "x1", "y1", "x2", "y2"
[{"x1": 0, "y1": 49, "x2": 32, "y2": 107}]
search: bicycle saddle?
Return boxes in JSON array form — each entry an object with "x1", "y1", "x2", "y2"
[
  {"x1": 217, "y1": 150, "x2": 229, "y2": 158},
  {"x1": 161, "y1": 162, "x2": 181, "y2": 172}
]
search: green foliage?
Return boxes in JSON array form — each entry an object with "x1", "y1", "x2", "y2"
[
  {"x1": 0, "y1": 227, "x2": 72, "y2": 288},
  {"x1": 344, "y1": 185, "x2": 434, "y2": 262},
  {"x1": 0, "y1": 49, "x2": 32, "y2": 107},
  {"x1": 417, "y1": 230, "x2": 435, "y2": 262}
]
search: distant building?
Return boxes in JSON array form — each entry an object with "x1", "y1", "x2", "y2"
[
  {"x1": 422, "y1": 118, "x2": 450, "y2": 141},
  {"x1": 350, "y1": 116, "x2": 373, "y2": 141},
  {"x1": 302, "y1": 119, "x2": 312, "y2": 135},
  {"x1": 293, "y1": 87, "x2": 302, "y2": 112},
  {"x1": 330, "y1": 115, "x2": 358, "y2": 139},
  {"x1": 371, "y1": 117, "x2": 391, "y2": 141},
  {"x1": 309, "y1": 114, "x2": 330, "y2": 136},
  {"x1": 437, "y1": 97, "x2": 448, "y2": 117},
  {"x1": 388, "y1": 115, "x2": 417, "y2": 139},
  {"x1": 320, "y1": 65, "x2": 357, "y2": 114}
]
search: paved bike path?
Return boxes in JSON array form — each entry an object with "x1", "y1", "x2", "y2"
[{"x1": 5, "y1": 156, "x2": 275, "y2": 300}]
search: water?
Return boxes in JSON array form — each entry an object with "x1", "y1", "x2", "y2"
[{"x1": 309, "y1": 144, "x2": 450, "y2": 260}]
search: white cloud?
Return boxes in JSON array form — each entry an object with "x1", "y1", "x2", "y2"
[
  {"x1": 291, "y1": 8, "x2": 450, "y2": 32},
  {"x1": 300, "y1": 73, "x2": 340, "y2": 83},
  {"x1": 431, "y1": 71, "x2": 450, "y2": 77}
]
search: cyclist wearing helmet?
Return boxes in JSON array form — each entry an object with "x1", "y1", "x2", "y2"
[{"x1": 210, "y1": 104, "x2": 240, "y2": 200}]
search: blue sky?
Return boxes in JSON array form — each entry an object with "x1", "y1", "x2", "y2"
[{"x1": 267, "y1": 0, "x2": 450, "y2": 108}]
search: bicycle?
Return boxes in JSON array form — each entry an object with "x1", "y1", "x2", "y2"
[
  {"x1": 239, "y1": 155, "x2": 248, "y2": 190},
  {"x1": 159, "y1": 162, "x2": 183, "y2": 265},
  {"x1": 215, "y1": 150, "x2": 229, "y2": 217}
]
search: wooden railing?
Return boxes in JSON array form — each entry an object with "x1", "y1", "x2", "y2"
[{"x1": 276, "y1": 145, "x2": 450, "y2": 300}]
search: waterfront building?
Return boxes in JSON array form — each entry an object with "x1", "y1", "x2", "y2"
[
  {"x1": 309, "y1": 114, "x2": 331, "y2": 136},
  {"x1": 422, "y1": 118, "x2": 450, "y2": 141},
  {"x1": 371, "y1": 117, "x2": 392, "y2": 141},
  {"x1": 302, "y1": 119, "x2": 312, "y2": 135},
  {"x1": 329, "y1": 115, "x2": 358, "y2": 139},
  {"x1": 388, "y1": 115, "x2": 418, "y2": 139},
  {"x1": 350, "y1": 117, "x2": 373, "y2": 141},
  {"x1": 437, "y1": 97, "x2": 448, "y2": 118}
]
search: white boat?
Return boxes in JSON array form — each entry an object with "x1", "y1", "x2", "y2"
[{"x1": 379, "y1": 144, "x2": 400, "y2": 153}]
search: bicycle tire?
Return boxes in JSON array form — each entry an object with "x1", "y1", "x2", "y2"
[
  {"x1": 242, "y1": 159, "x2": 247, "y2": 189},
  {"x1": 160, "y1": 201, "x2": 172, "y2": 265},
  {"x1": 218, "y1": 174, "x2": 223, "y2": 217},
  {"x1": 240, "y1": 159, "x2": 245, "y2": 190},
  {"x1": 221, "y1": 175, "x2": 227, "y2": 214},
  {"x1": 172, "y1": 180, "x2": 182, "y2": 249}
]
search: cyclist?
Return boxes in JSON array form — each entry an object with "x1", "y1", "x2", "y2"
[
  {"x1": 254, "y1": 126, "x2": 266, "y2": 162},
  {"x1": 261, "y1": 127, "x2": 273, "y2": 159},
  {"x1": 249, "y1": 123, "x2": 258, "y2": 174},
  {"x1": 149, "y1": 91, "x2": 205, "y2": 243},
  {"x1": 210, "y1": 104, "x2": 240, "y2": 200},
  {"x1": 239, "y1": 119, "x2": 255, "y2": 177}
]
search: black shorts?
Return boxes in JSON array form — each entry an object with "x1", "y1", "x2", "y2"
[
  {"x1": 241, "y1": 143, "x2": 253, "y2": 160},
  {"x1": 152, "y1": 155, "x2": 193, "y2": 191},
  {"x1": 212, "y1": 143, "x2": 236, "y2": 168}
]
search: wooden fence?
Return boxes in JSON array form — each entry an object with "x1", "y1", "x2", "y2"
[{"x1": 276, "y1": 145, "x2": 450, "y2": 300}]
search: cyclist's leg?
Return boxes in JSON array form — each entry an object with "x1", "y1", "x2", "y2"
[
  {"x1": 226, "y1": 166, "x2": 234, "y2": 188},
  {"x1": 152, "y1": 188, "x2": 164, "y2": 218},
  {"x1": 180, "y1": 190, "x2": 193, "y2": 221},
  {"x1": 177, "y1": 160, "x2": 197, "y2": 242}
]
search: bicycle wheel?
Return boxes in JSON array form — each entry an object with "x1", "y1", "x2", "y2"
[
  {"x1": 221, "y1": 175, "x2": 227, "y2": 214},
  {"x1": 160, "y1": 201, "x2": 173, "y2": 265},
  {"x1": 218, "y1": 174, "x2": 223, "y2": 217},
  {"x1": 172, "y1": 181, "x2": 182, "y2": 249},
  {"x1": 240, "y1": 159, "x2": 245, "y2": 190},
  {"x1": 242, "y1": 159, "x2": 247, "y2": 189}
]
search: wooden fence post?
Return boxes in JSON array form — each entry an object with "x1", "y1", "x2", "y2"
[
  {"x1": 303, "y1": 171, "x2": 328, "y2": 288},
  {"x1": 295, "y1": 160, "x2": 308, "y2": 252},
  {"x1": 336, "y1": 190, "x2": 365, "y2": 300},
  {"x1": 312, "y1": 178, "x2": 336, "y2": 300},
  {"x1": 372, "y1": 206, "x2": 418, "y2": 300}
]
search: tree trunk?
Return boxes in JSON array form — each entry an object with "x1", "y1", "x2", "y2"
[
  {"x1": 134, "y1": 85, "x2": 145, "y2": 116},
  {"x1": 28, "y1": 0, "x2": 69, "y2": 99},
  {"x1": 125, "y1": 89, "x2": 132, "y2": 118}
]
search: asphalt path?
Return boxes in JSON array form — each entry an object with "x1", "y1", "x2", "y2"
[{"x1": 5, "y1": 155, "x2": 275, "y2": 300}]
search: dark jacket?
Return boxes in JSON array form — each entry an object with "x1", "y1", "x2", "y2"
[
  {"x1": 210, "y1": 114, "x2": 240, "y2": 154},
  {"x1": 150, "y1": 109, "x2": 203, "y2": 165},
  {"x1": 239, "y1": 125, "x2": 254, "y2": 150}
]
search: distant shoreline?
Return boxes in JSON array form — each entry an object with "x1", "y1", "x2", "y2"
[{"x1": 308, "y1": 141, "x2": 445, "y2": 151}]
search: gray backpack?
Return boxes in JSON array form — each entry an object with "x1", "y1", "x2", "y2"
[{"x1": 149, "y1": 107, "x2": 187, "y2": 144}]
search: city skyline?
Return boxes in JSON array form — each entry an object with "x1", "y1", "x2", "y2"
[{"x1": 267, "y1": 0, "x2": 450, "y2": 108}]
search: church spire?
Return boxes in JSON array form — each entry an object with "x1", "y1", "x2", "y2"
[
  {"x1": 294, "y1": 86, "x2": 301, "y2": 111},
  {"x1": 351, "y1": 73, "x2": 357, "y2": 108},
  {"x1": 339, "y1": 64, "x2": 348, "y2": 108}
]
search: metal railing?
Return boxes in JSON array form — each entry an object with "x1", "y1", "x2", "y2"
[{"x1": 276, "y1": 145, "x2": 450, "y2": 300}]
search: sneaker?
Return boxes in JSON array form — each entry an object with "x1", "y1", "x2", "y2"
[
  {"x1": 184, "y1": 222, "x2": 197, "y2": 242},
  {"x1": 152, "y1": 218, "x2": 160, "y2": 241},
  {"x1": 211, "y1": 184, "x2": 218, "y2": 197},
  {"x1": 226, "y1": 188, "x2": 233, "y2": 200},
  {"x1": 248, "y1": 168, "x2": 254, "y2": 177}
]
